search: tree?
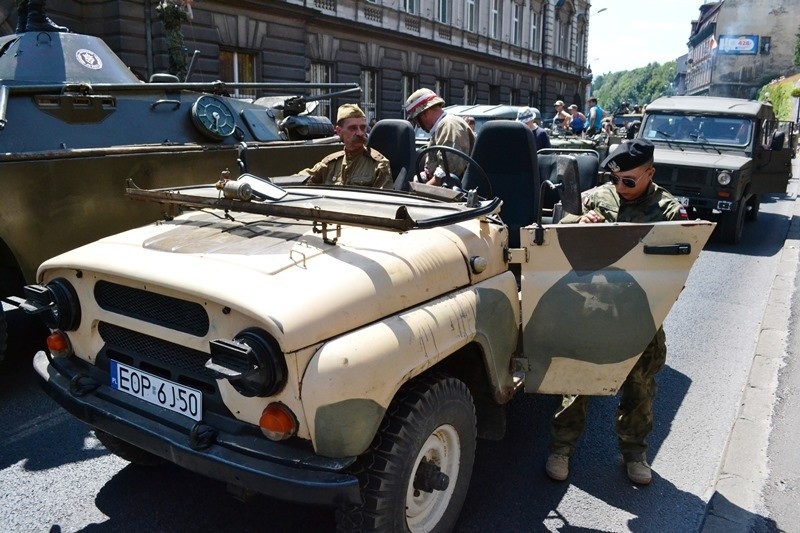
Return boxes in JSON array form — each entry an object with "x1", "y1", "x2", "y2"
[
  {"x1": 795, "y1": 26, "x2": 800, "y2": 67},
  {"x1": 591, "y1": 61, "x2": 677, "y2": 113}
]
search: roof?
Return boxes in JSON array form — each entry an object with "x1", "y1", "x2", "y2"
[{"x1": 645, "y1": 96, "x2": 769, "y2": 117}]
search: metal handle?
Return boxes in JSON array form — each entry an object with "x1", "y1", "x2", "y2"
[
  {"x1": 150, "y1": 99, "x2": 181, "y2": 110},
  {"x1": 643, "y1": 243, "x2": 691, "y2": 255}
]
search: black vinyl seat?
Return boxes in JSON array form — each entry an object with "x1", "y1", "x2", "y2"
[
  {"x1": 366, "y1": 119, "x2": 417, "y2": 191},
  {"x1": 537, "y1": 148, "x2": 600, "y2": 210},
  {"x1": 462, "y1": 121, "x2": 539, "y2": 248}
]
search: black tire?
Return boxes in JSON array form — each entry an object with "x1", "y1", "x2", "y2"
[
  {"x1": 718, "y1": 200, "x2": 746, "y2": 245},
  {"x1": 336, "y1": 374, "x2": 477, "y2": 532},
  {"x1": 94, "y1": 429, "x2": 164, "y2": 466},
  {"x1": 746, "y1": 194, "x2": 760, "y2": 222}
]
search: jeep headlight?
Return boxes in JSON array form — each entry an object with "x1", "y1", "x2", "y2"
[
  {"x1": 22, "y1": 278, "x2": 81, "y2": 331},
  {"x1": 206, "y1": 328, "x2": 287, "y2": 397},
  {"x1": 717, "y1": 171, "x2": 732, "y2": 186}
]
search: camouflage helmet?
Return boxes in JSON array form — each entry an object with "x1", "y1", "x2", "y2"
[{"x1": 404, "y1": 88, "x2": 445, "y2": 126}]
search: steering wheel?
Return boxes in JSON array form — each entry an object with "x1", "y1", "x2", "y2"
[{"x1": 415, "y1": 145, "x2": 493, "y2": 198}]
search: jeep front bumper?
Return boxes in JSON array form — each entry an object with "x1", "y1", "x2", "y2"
[{"x1": 33, "y1": 351, "x2": 362, "y2": 507}]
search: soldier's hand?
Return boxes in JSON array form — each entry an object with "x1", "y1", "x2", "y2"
[{"x1": 578, "y1": 210, "x2": 603, "y2": 224}]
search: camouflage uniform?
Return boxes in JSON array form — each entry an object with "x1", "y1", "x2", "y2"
[
  {"x1": 425, "y1": 113, "x2": 475, "y2": 178},
  {"x1": 551, "y1": 181, "x2": 684, "y2": 461},
  {"x1": 156, "y1": 1, "x2": 189, "y2": 80},
  {"x1": 300, "y1": 147, "x2": 392, "y2": 189}
]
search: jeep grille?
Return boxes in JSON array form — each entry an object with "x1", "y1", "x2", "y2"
[{"x1": 654, "y1": 166, "x2": 709, "y2": 197}]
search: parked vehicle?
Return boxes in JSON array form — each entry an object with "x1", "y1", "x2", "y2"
[
  {"x1": 639, "y1": 96, "x2": 795, "y2": 244},
  {"x1": 0, "y1": 30, "x2": 347, "y2": 362},
  {"x1": 25, "y1": 120, "x2": 714, "y2": 530}
]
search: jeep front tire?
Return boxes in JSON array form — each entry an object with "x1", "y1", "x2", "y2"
[{"x1": 337, "y1": 374, "x2": 477, "y2": 532}]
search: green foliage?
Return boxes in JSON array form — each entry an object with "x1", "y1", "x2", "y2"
[
  {"x1": 591, "y1": 61, "x2": 677, "y2": 112},
  {"x1": 795, "y1": 27, "x2": 800, "y2": 67},
  {"x1": 757, "y1": 80, "x2": 795, "y2": 121},
  {"x1": 793, "y1": 87, "x2": 800, "y2": 98}
]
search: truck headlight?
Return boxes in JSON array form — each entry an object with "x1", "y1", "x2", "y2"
[
  {"x1": 717, "y1": 171, "x2": 732, "y2": 186},
  {"x1": 206, "y1": 328, "x2": 287, "y2": 397},
  {"x1": 22, "y1": 278, "x2": 81, "y2": 331}
]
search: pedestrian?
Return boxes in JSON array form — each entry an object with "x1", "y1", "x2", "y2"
[
  {"x1": 545, "y1": 139, "x2": 687, "y2": 486},
  {"x1": 298, "y1": 104, "x2": 393, "y2": 188},
  {"x1": 586, "y1": 96, "x2": 604, "y2": 136},
  {"x1": 516, "y1": 107, "x2": 551, "y2": 149},
  {"x1": 464, "y1": 116, "x2": 476, "y2": 132},
  {"x1": 552, "y1": 100, "x2": 571, "y2": 133},
  {"x1": 568, "y1": 104, "x2": 586, "y2": 136},
  {"x1": 404, "y1": 88, "x2": 475, "y2": 185}
]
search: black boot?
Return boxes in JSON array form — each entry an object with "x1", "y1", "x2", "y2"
[
  {"x1": 15, "y1": 1, "x2": 28, "y2": 33},
  {"x1": 26, "y1": 0, "x2": 70, "y2": 33}
]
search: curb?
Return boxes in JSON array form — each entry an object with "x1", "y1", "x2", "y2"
[{"x1": 700, "y1": 175, "x2": 800, "y2": 531}]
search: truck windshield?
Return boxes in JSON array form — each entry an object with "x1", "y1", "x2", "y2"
[{"x1": 642, "y1": 113, "x2": 752, "y2": 148}]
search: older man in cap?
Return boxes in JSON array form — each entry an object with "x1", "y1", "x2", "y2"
[
  {"x1": 299, "y1": 104, "x2": 392, "y2": 188},
  {"x1": 516, "y1": 107, "x2": 551, "y2": 150},
  {"x1": 404, "y1": 88, "x2": 475, "y2": 185},
  {"x1": 545, "y1": 139, "x2": 686, "y2": 486}
]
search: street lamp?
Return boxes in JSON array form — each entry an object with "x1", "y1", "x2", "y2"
[{"x1": 593, "y1": 7, "x2": 607, "y2": 15}]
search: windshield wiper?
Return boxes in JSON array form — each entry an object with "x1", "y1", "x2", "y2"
[
  {"x1": 654, "y1": 129, "x2": 683, "y2": 151},
  {"x1": 690, "y1": 133, "x2": 722, "y2": 155}
]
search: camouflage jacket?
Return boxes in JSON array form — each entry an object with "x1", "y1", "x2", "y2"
[
  {"x1": 300, "y1": 147, "x2": 393, "y2": 189},
  {"x1": 425, "y1": 113, "x2": 475, "y2": 177},
  {"x1": 157, "y1": 1, "x2": 189, "y2": 30},
  {"x1": 560, "y1": 182, "x2": 686, "y2": 224}
]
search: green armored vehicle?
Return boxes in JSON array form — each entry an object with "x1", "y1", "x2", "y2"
[
  {"x1": 25, "y1": 121, "x2": 714, "y2": 531},
  {"x1": 640, "y1": 96, "x2": 794, "y2": 244},
  {"x1": 0, "y1": 31, "x2": 346, "y2": 361}
]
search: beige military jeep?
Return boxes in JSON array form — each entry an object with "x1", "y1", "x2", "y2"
[{"x1": 26, "y1": 131, "x2": 713, "y2": 531}]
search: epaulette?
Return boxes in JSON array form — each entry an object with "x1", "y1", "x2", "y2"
[
  {"x1": 366, "y1": 147, "x2": 389, "y2": 162},
  {"x1": 319, "y1": 150, "x2": 346, "y2": 164}
]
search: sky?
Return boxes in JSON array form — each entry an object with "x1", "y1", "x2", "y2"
[{"x1": 587, "y1": 0, "x2": 706, "y2": 78}]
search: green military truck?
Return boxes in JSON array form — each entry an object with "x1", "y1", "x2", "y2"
[
  {"x1": 24, "y1": 122, "x2": 715, "y2": 531},
  {"x1": 639, "y1": 96, "x2": 795, "y2": 244}
]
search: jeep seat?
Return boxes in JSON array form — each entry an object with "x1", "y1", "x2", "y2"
[
  {"x1": 462, "y1": 121, "x2": 539, "y2": 248},
  {"x1": 367, "y1": 119, "x2": 417, "y2": 191}
]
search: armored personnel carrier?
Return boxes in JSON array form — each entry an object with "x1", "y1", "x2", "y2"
[{"x1": 0, "y1": 30, "x2": 348, "y2": 361}]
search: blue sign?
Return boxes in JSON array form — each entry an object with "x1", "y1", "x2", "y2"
[{"x1": 718, "y1": 35, "x2": 759, "y2": 55}]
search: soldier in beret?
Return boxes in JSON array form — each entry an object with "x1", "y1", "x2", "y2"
[
  {"x1": 299, "y1": 104, "x2": 393, "y2": 189},
  {"x1": 545, "y1": 139, "x2": 687, "y2": 486}
]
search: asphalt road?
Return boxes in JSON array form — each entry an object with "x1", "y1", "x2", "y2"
[{"x1": 1, "y1": 173, "x2": 797, "y2": 532}]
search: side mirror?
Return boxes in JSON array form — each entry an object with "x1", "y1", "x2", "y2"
[{"x1": 556, "y1": 155, "x2": 582, "y2": 215}]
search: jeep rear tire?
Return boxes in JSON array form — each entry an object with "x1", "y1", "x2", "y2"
[
  {"x1": 336, "y1": 374, "x2": 477, "y2": 532},
  {"x1": 718, "y1": 200, "x2": 746, "y2": 244},
  {"x1": 94, "y1": 429, "x2": 164, "y2": 466}
]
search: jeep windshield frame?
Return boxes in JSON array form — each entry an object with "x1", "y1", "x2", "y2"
[{"x1": 641, "y1": 112, "x2": 752, "y2": 150}]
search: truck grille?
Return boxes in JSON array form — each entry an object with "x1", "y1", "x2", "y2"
[
  {"x1": 654, "y1": 166, "x2": 709, "y2": 197},
  {"x1": 94, "y1": 280, "x2": 209, "y2": 336}
]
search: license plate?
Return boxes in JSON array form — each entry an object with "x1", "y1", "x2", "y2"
[
  {"x1": 677, "y1": 196, "x2": 690, "y2": 207},
  {"x1": 110, "y1": 360, "x2": 203, "y2": 421}
]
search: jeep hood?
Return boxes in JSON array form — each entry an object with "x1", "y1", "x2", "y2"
[
  {"x1": 653, "y1": 147, "x2": 750, "y2": 171},
  {"x1": 38, "y1": 210, "x2": 498, "y2": 352}
]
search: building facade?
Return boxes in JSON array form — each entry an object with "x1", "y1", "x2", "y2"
[
  {"x1": 0, "y1": 0, "x2": 592, "y2": 121},
  {"x1": 686, "y1": 0, "x2": 796, "y2": 98}
]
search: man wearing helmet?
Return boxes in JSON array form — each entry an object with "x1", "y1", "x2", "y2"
[
  {"x1": 404, "y1": 88, "x2": 475, "y2": 185},
  {"x1": 299, "y1": 104, "x2": 393, "y2": 188}
]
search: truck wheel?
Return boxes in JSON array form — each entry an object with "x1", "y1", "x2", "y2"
[
  {"x1": 718, "y1": 200, "x2": 746, "y2": 244},
  {"x1": 336, "y1": 374, "x2": 477, "y2": 532},
  {"x1": 94, "y1": 429, "x2": 164, "y2": 466},
  {"x1": 746, "y1": 195, "x2": 760, "y2": 222}
]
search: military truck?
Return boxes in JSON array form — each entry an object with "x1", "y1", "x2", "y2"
[
  {"x1": 639, "y1": 96, "x2": 795, "y2": 244},
  {"x1": 24, "y1": 122, "x2": 714, "y2": 531},
  {"x1": 0, "y1": 30, "x2": 347, "y2": 362}
]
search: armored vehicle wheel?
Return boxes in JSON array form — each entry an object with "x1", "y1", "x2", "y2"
[
  {"x1": 94, "y1": 429, "x2": 164, "y2": 466},
  {"x1": 336, "y1": 374, "x2": 476, "y2": 532},
  {"x1": 746, "y1": 195, "x2": 760, "y2": 222},
  {"x1": 718, "y1": 199, "x2": 746, "y2": 245}
]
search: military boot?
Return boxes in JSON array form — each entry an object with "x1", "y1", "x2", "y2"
[
  {"x1": 26, "y1": 0, "x2": 70, "y2": 32},
  {"x1": 626, "y1": 459, "x2": 652, "y2": 485},
  {"x1": 545, "y1": 453, "x2": 570, "y2": 481},
  {"x1": 15, "y1": 1, "x2": 28, "y2": 33}
]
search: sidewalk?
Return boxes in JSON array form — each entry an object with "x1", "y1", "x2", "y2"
[{"x1": 700, "y1": 161, "x2": 800, "y2": 531}]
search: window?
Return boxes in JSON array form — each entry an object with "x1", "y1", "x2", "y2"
[
  {"x1": 310, "y1": 62, "x2": 333, "y2": 119},
  {"x1": 404, "y1": 0, "x2": 416, "y2": 14},
  {"x1": 490, "y1": 0, "x2": 500, "y2": 39},
  {"x1": 465, "y1": 0, "x2": 476, "y2": 32},
  {"x1": 512, "y1": 4, "x2": 522, "y2": 45},
  {"x1": 361, "y1": 70, "x2": 378, "y2": 124},
  {"x1": 576, "y1": 26, "x2": 585, "y2": 65},
  {"x1": 402, "y1": 73, "x2": 416, "y2": 105},
  {"x1": 437, "y1": 0, "x2": 450, "y2": 23},
  {"x1": 529, "y1": 9, "x2": 539, "y2": 51},
  {"x1": 435, "y1": 79, "x2": 448, "y2": 103},
  {"x1": 219, "y1": 50, "x2": 257, "y2": 99},
  {"x1": 489, "y1": 84, "x2": 500, "y2": 103},
  {"x1": 510, "y1": 89, "x2": 519, "y2": 105},
  {"x1": 463, "y1": 82, "x2": 475, "y2": 105},
  {"x1": 555, "y1": 13, "x2": 570, "y2": 57}
]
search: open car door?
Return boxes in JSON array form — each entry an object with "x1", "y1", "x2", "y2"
[
  {"x1": 519, "y1": 220, "x2": 714, "y2": 395},
  {"x1": 752, "y1": 120, "x2": 795, "y2": 194}
]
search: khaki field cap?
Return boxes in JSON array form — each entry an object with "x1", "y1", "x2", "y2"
[
  {"x1": 404, "y1": 88, "x2": 445, "y2": 125},
  {"x1": 337, "y1": 103, "x2": 366, "y2": 123}
]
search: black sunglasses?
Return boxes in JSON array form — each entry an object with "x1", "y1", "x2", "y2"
[{"x1": 607, "y1": 167, "x2": 651, "y2": 188}]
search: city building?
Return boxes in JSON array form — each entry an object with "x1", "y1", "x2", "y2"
[
  {"x1": 1, "y1": 0, "x2": 593, "y2": 122},
  {"x1": 685, "y1": 0, "x2": 796, "y2": 98}
]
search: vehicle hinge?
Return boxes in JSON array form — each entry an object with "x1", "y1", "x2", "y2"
[
  {"x1": 313, "y1": 221, "x2": 341, "y2": 245},
  {"x1": 505, "y1": 247, "x2": 528, "y2": 264}
]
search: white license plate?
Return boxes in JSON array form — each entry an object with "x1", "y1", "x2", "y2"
[
  {"x1": 677, "y1": 196, "x2": 690, "y2": 207},
  {"x1": 110, "y1": 360, "x2": 203, "y2": 421}
]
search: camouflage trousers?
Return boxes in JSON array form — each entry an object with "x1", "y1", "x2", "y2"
[{"x1": 549, "y1": 327, "x2": 667, "y2": 461}]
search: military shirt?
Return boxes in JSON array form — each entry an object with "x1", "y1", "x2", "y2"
[
  {"x1": 425, "y1": 113, "x2": 475, "y2": 177},
  {"x1": 300, "y1": 147, "x2": 393, "y2": 189},
  {"x1": 560, "y1": 181, "x2": 686, "y2": 224}
]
